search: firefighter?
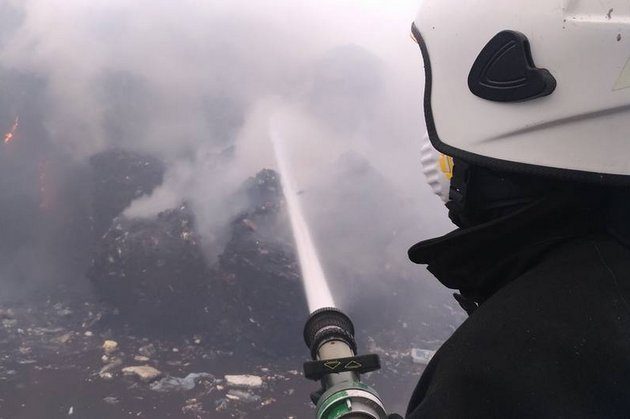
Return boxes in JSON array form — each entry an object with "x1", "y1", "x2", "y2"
[{"x1": 407, "y1": 1, "x2": 630, "y2": 417}]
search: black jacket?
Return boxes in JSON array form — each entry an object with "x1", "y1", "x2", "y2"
[{"x1": 406, "y1": 196, "x2": 630, "y2": 418}]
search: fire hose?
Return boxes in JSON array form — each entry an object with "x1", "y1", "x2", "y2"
[{"x1": 303, "y1": 307, "x2": 403, "y2": 419}]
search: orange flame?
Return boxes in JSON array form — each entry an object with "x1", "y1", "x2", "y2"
[{"x1": 4, "y1": 116, "x2": 19, "y2": 144}]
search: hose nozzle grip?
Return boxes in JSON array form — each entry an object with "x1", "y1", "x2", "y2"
[{"x1": 303, "y1": 354, "x2": 381, "y2": 381}]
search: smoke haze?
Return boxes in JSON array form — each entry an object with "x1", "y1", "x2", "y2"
[{"x1": 0, "y1": 0, "x2": 457, "y2": 314}]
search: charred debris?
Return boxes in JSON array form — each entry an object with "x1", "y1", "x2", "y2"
[{"x1": 88, "y1": 153, "x2": 306, "y2": 355}]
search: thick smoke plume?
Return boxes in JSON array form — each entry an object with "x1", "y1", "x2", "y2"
[{"x1": 0, "y1": 0, "x2": 456, "y2": 316}]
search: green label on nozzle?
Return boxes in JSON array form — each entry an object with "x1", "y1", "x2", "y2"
[{"x1": 318, "y1": 391, "x2": 350, "y2": 419}]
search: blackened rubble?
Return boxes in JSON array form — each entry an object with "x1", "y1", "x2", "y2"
[
  {"x1": 88, "y1": 204, "x2": 212, "y2": 331},
  {"x1": 88, "y1": 165, "x2": 306, "y2": 355},
  {"x1": 219, "y1": 169, "x2": 307, "y2": 356}
]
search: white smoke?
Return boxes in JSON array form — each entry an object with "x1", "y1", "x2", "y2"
[{"x1": 0, "y1": 0, "x2": 453, "y2": 292}]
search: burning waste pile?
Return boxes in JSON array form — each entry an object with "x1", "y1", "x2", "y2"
[
  {"x1": 88, "y1": 152, "x2": 306, "y2": 354},
  {"x1": 88, "y1": 203, "x2": 211, "y2": 330},
  {"x1": 217, "y1": 169, "x2": 307, "y2": 354}
]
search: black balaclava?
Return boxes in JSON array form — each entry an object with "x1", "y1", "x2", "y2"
[
  {"x1": 446, "y1": 158, "x2": 568, "y2": 228},
  {"x1": 410, "y1": 158, "x2": 607, "y2": 311}
]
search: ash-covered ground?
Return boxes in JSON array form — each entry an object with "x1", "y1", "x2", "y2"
[{"x1": 0, "y1": 148, "x2": 464, "y2": 418}]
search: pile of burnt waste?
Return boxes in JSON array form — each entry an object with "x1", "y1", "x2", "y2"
[
  {"x1": 88, "y1": 204, "x2": 212, "y2": 330},
  {"x1": 88, "y1": 156, "x2": 307, "y2": 356},
  {"x1": 218, "y1": 169, "x2": 306, "y2": 355}
]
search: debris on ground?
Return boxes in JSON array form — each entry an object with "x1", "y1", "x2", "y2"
[
  {"x1": 0, "y1": 289, "x2": 442, "y2": 418},
  {"x1": 218, "y1": 169, "x2": 307, "y2": 355},
  {"x1": 150, "y1": 372, "x2": 213, "y2": 392},
  {"x1": 225, "y1": 374, "x2": 263, "y2": 389},
  {"x1": 122, "y1": 365, "x2": 163, "y2": 383},
  {"x1": 53, "y1": 303, "x2": 73, "y2": 317},
  {"x1": 181, "y1": 398, "x2": 207, "y2": 416},
  {"x1": 88, "y1": 204, "x2": 213, "y2": 330},
  {"x1": 411, "y1": 348, "x2": 436, "y2": 365},
  {"x1": 53, "y1": 333, "x2": 72, "y2": 345},
  {"x1": 87, "y1": 169, "x2": 307, "y2": 356},
  {"x1": 138, "y1": 343, "x2": 156, "y2": 358},
  {"x1": 99, "y1": 358, "x2": 123, "y2": 380},
  {"x1": 102, "y1": 340, "x2": 118, "y2": 355},
  {"x1": 0, "y1": 308, "x2": 15, "y2": 319},
  {"x1": 226, "y1": 389, "x2": 261, "y2": 403}
]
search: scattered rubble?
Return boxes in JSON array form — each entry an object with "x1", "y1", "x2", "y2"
[
  {"x1": 138, "y1": 343, "x2": 156, "y2": 358},
  {"x1": 225, "y1": 374, "x2": 263, "y2": 389},
  {"x1": 122, "y1": 365, "x2": 163, "y2": 383},
  {"x1": 150, "y1": 372, "x2": 213, "y2": 392},
  {"x1": 215, "y1": 397, "x2": 229, "y2": 412},
  {"x1": 88, "y1": 204, "x2": 213, "y2": 330},
  {"x1": 0, "y1": 308, "x2": 15, "y2": 319},
  {"x1": 87, "y1": 169, "x2": 307, "y2": 357},
  {"x1": 0, "y1": 295, "x2": 436, "y2": 417},
  {"x1": 102, "y1": 340, "x2": 118, "y2": 355},
  {"x1": 99, "y1": 358, "x2": 123, "y2": 380},
  {"x1": 54, "y1": 333, "x2": 73, "y2": 345},
  {"x1": 182, "y1": 398, "x2": 207, "y2": 416},
  {"x1": 411, "y1": 348, "x2": 436, "y2": 366},
  {"x1": 53, "y1": 303, "x2": 73, "y2": 317},
  {"x1": 227, "y1": 389, "x2": 261, "y2": 403},
  {"x1": 218, "y1": 170, "x2": 307, "y2": 355}
]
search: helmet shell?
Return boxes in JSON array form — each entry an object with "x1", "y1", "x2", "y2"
[{"x1": 414, "y1": 0, "x2": 630, "y2": 183}]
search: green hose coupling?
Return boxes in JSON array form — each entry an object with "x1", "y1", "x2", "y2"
[{"x1": 317, "y1": 381, "x2": 387, "y2": 419}]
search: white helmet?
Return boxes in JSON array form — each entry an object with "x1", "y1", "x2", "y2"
[{"x1": 413, "y1": 0, "x2": 630, "y2": 184}]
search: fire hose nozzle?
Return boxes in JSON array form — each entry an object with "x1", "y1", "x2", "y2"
[
  {"x1": 304, "y1": 307, "x2": 357, "y2": 359},
  {"x1": 303, "y1": 308, "x2": 388, "y2": 419}
]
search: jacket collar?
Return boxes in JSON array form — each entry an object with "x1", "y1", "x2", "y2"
[{"x1": 408, "y1": 196, "x2": 598, "y2": 307}]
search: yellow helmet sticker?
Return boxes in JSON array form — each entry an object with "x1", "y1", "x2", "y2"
[{"x1": 438, "y1": 154, "x2": 454, "y2": 179}]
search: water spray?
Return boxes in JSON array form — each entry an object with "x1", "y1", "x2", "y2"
[
  {"x1": 270, "y1": 122, "x2": 391, "y2": 419},
  {"x1": 269, "y1": 124, "x2": 335, "y2": 312}
]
